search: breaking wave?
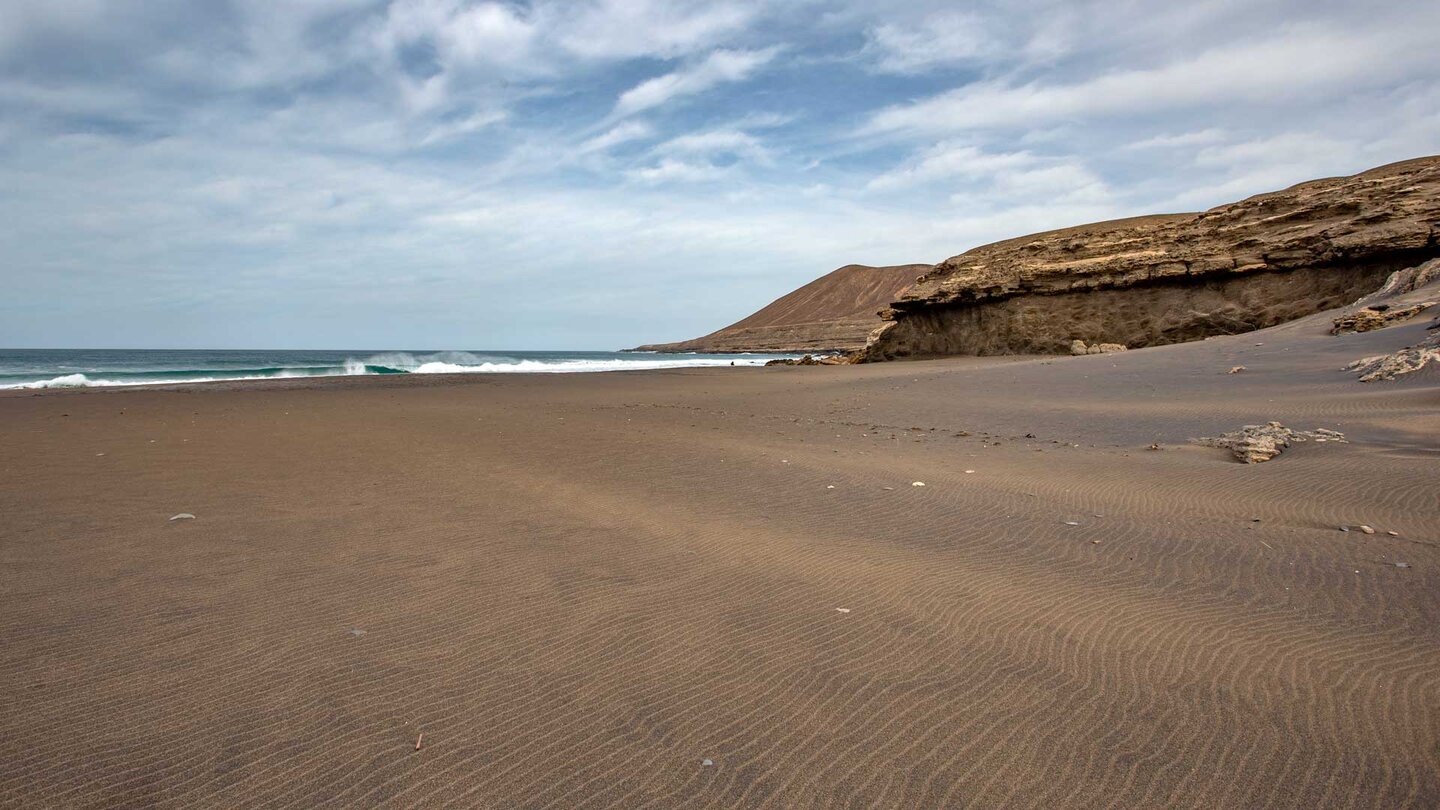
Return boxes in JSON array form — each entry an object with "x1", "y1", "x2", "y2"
[{"x1": 0, "y1": 351, "x2": 783, "y2": 389}]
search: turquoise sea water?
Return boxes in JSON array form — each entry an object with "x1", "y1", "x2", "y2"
[{"x1": 0, "y1": 349, "x2": 793, "y2": 389}]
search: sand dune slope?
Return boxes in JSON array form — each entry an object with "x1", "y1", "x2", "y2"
[
  {"x1": 1, "y1": 308, "x2": 1438, "y2": 807},
  {"x1": 635, "y1": 263, "x2": 926, "y2": 354}
]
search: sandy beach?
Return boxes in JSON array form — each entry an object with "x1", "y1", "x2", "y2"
[{"x1": 2, "y1": 308, "x2": 1437, "y2": 808}]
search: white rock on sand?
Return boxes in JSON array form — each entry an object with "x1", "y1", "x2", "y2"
[
  {"x1": 1194, "y1": 422, "x2": 1348, "y2": 463},
  {"x1": 1345, "y1": 331, "x2": 1440, "y2": 381}
]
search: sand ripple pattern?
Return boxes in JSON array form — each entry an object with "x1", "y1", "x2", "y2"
[{"x1": 1, "y1": 320, "x2": 1438, "y2": 808}]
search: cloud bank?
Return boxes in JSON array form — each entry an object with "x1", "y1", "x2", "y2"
[{"x1": 1, "y1": 0, "x2": 1437, "y2": 348}]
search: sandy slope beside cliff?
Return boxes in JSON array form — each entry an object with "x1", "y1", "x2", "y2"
[{"x1": 636, "y1": 263, "x2": 926, "y2": 353}]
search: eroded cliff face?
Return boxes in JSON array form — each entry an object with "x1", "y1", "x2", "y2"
[{"x1": 859, "y1": 156, "x2": 1440, "y2": 360}]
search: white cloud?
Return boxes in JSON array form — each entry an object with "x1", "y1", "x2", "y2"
[
  {"x1": 442, "y1": 1, "x2": 539, "y2": 65},
  {"x1": 613, "y1": 47, "x2": 779, "y2": 117},
  {"x1": 579, "y1": 121, "x2": 654, "y2": 153},
  {"x1": 607, "y1": 125, "x2": 778, "y2": 188},
  {"x1": 657, "y1": 128, "x2": 771, "y2": 163},
  {"x1": 866, "y1": 143, "x2": 1038, "y2": 191},
  {"x1": 374, "y1": 0, "x2": 543, "y2": 79},
  {"x1": 729, "y1": 111, "x2": 794, "y2": 129},
  {"x1": 398, "y1": 73, "x2": 450, "y2": 115},
  {"x1": 1126, "y1": 128, "x2": 1228, "y2": 150},
  {"x1": 625, "y1": 158, "x2": 730, "y2": 184},
  {"x1": 1144, "y1": 133, "x2": 1363, "y2": 211},
  {"x1": 864, "y1": 22, "x2": 1438, "y2": 137},
  {"x1": 1193, "y1": 132, "x2": 1351, "y2": 169},
  {"x1": 863, "y1": 12, "x2": 994, "y2": 74},
  {"x1": 865, "y1": 141, "x2": 1111, "y2": 209},
  {"x1": 986, "y1": 162, "x2": 1109, "y2": 205},
  {"x1": 555, "y1": 0, "x2": 756, "y2": 60},
  {"x1": 418, "y1": 109, "x2": 508, "y2": 145}
]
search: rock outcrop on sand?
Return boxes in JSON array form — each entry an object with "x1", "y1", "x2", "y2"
[
  {"x1": 1069, "y1": 340, "x2": 1128, "y2": 356},
  {"x1": 858, "y1": 157, "x2": 1440, "y2": 361},
  {"x1": 1195, "y1": 422, "x2": 1348, "y2": 463},
  {"x1": 1345, "y1": 328, "x2": 1440, "y2": 382},
  {"x1": 1331, "y1": 258, "x2": 1439, "y2": 334},
  {"x1": 635, "y1": 263, "x2": 927, "y2": 354},
  {"x1": 1334, "y1": 257, "x2": 1440, "y2": 381},
  {"x1": 764, "y1": 354, "x2": 852, "y2": 366},
  {"x1": 1331, "y1": 303, "x2": 1433, "y2": 335}
]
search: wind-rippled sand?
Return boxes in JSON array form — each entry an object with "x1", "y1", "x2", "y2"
[{"x1": 2, "y1": 311, "x2": 1437, "y2": 808}]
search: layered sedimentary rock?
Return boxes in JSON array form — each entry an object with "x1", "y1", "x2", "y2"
[
  {"x1": 859, "y1": 156, "x2": 1440, "y2": 361},
  {"x1": 1332, "y1": 303, "x2": 1434, "y2": 335},
  {"x1": 636, "y1": 263, "x2": 926, "y2": 354}
]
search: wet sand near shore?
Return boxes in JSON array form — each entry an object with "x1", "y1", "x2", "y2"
[{"x1": 2, "y1": 310, "x2": 1438, "y2": 808}]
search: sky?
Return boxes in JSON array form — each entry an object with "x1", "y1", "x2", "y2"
[{"x1": 2, "y1": 0, "x2": 1438, "y2": 350}]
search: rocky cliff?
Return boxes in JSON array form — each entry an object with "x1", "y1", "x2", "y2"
[
  {"x1": 636, "y1": 263, "x2": 927, "y2": 353},
  {"x1": 859, "y1": 156, "x2": 1440, "y2": 361}
]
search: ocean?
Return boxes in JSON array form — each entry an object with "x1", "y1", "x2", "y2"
[{"x1": 0, "y1": 348, "x2": 793, "y2": 390}]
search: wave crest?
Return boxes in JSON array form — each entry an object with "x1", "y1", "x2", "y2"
[{"x1": 0, "y1": 352, "x2": 783, "y2": 389}]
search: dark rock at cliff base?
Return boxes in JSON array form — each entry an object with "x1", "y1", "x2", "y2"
[
  {"x1": 634, "y1": 263, "x2": 928, "y2": 354},
  {"x1": 1069, "y1": 340, "x2": 1128, "y2": 356},
  {"x1": 1332, "y1": 303, "x2": 1434, "y2": 334},
  {"x1": 1331, "y1": 258, "x2": 1440, "y2": 333},
  {"x1": 764, "y1": 354, "x2": 853, "y2": 366},
  {"x1": 858, "y1": 156, "x2": 1440, "y2": 361}
]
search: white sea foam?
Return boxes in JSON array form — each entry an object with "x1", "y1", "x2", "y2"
[
  {"x1": 2, "y1": 373, "x2": 240, "y2": 389},
  {"x1": 6, "y1": 373, "x2": 96, "y2": 389},
  {"x1": 0, "y1": 354, "x2": 778, "y2": 389},
  {"x1": 408, "y1": 358, "x2": 772, "y2": 374}
]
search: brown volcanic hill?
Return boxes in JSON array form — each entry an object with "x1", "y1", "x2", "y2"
[
  {"x1": 860, "y1": 156, "x2": 1440, "y2": 360},
  {"x1": 635, "y1": 263, "x2": 928, "y2": 353}
]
